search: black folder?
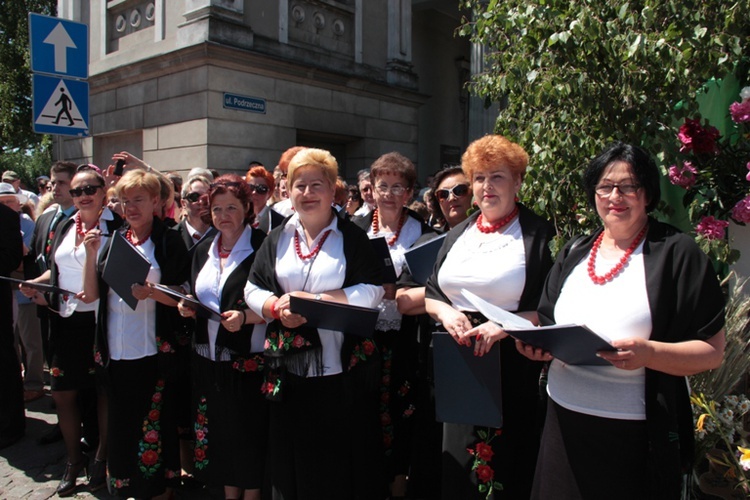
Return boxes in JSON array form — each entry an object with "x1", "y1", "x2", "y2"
[
  {"x1": 404, "y1": 234, "x2": 446, "y2": 285},
  {"x1": 369, "y1": 237, "x2": 398, "y2": 283},
  {"x1": 507, "y1": 325, "x2": 616, "y2": 366},
  {"x1": 151, "y1": 283, "x2": 223, "y2": 322},
  {"x1": 432, "y1": 332, "x2": 503, "y2": 428},
  {"x1": 289, "y1": 296, "x2": 379, "y2": 337},
  {"x1": 102, "y1": 231, "x2": 151, "y2": 310},
  {"x1": 0, "y1": 275, "x2": 77, "y2": 296}
]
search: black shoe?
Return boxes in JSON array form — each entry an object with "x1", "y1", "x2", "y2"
[
  {"x1": 38, "y1": 424, "x2": 62, "y2": 445},
  {"x1": 0, "y1": 433, "x2": 23, "y2": 450},
  {"x1": 88, "y1": 458, "x2": 107, "y2": 492},
  {"x1": 56, "y1": 456, "x2": 88, "y2": 497}
]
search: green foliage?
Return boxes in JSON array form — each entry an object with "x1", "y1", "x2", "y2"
[
  {"x1": 0, "y1": 0, "x2": 57, "y2": 153},
  {"x1": 458, "y1": 0, "x2": 749, "y2": 241},
  {"x1": 0, "y1": 135, "x2": 52, "y2": 189}
]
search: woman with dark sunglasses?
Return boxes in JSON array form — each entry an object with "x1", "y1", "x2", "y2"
[
  {"x1": 21, "y1": 167, "x2": 122, "y2": 495},
  {"x1": 246, "y1": 165, "x2": 284, "y2": 234},
  {"x1": 429, "y1": 166, "x2": 473, "y2": 232}
]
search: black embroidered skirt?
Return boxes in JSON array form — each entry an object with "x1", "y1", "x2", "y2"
[
  {"x1": 48, "y1": 311, "x2": 96, "y2": 391},
  {"x1": 190, "y1": 350, "x2": 269, "y2": 489}
]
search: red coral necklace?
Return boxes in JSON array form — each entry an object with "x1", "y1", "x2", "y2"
[
  {"x1": 125, "y1": 228, "x2": 151, "y2": 247},
  {"x1": 587, "y1": 224, "x2": 648, "y2": 285},
  {"x1": 372, "y1": 208, "x2": 406, "y2": 246},
  {"x1": 217, "y1": 235, "x2": 233, "y2": 259},
  {"x1": 75, "y1": 212, "x2": 99, "y2": 238},
  {"x1": 476, "y1": 204, "x2": 519, "y2": 234},
  {"x1": 295, "y1": 229, "x2": 332, "y2": 260}
]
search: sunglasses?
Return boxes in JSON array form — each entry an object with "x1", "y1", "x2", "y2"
[
  {"x1": 184, "y1": 192, "x2": 203, "y2": 203},
  {"x1": 248, "y1": 184, "x2": 270, "y2": 195},
  {"x1": 435, "y1": 184, "x2": 470, "y2": 201},
  {"x1": 69, "y1": 184, "x2": 104, "y2": 198},
  {"x1": 209, "y1": 181, "x2": 243, "y2": 189}
]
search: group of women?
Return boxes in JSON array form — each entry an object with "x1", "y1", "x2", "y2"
[{"x1": 21, "y1": 135, "x2": 724, "y2": 500}]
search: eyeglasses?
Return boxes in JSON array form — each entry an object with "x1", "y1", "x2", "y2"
[
  {"x1": 375, "y1": 183, "x2": 407, "y2": 196},
  {"x1": 435, "y1": 184, "x2": 470, "y2": 201},
  {"x1": 248, "y1": 184, "x2": 270, "y2": 195},
  {"x1": 184, "y1": 192, "x2": 203, "y2": 203},
  {"x1": 69, "y1": 185, "x2": 104, "y2": 198},
  {"x1": 594, "y1": 183, "x2": 641, "y2": 196}
]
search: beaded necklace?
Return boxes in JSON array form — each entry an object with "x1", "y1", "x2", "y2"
[
  {"x1": 125, "y1": 228, "x2": 151, "y2": 247},
  {"x1": 75, "y1": 212, "x2": 100, "y2": 238},
  {"x1": 587, "y1": 224, "x2": 648, "y2": 285},
  {"x1": 372, "y1": 208, "x2": 406, "y2": 246},
  {"x1": 295, "y1": 229, "x2": 332, "y2": 260},
  {"x1": 476, "y1": 204, "x2": 519, "y2": 234}
]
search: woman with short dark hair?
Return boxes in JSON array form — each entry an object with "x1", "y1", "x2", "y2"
[{"x1": 519, "y1": 142, "x2": 725, "y2": 499}]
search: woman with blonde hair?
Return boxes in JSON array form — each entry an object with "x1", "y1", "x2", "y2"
[
  {"x1": 82, "y1": 169, "x2": 190, "y2": 499},
  {"x1": 245, "y1": 148, "x2": 384, "y2": 499}
]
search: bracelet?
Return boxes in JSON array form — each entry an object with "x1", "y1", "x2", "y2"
[
  {"x1": 270, "y1": 299, "x2": 281, "y2": 320},
  {"x1": 241, "y1": 309, "x2": 247, "y2": 325}
]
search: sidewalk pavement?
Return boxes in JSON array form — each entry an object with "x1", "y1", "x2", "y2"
[{"x1": 0, "y1": 391, "x2": 221, "y2": 499}]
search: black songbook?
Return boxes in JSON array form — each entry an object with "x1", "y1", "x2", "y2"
[
  {"x1": 404, "y1": 234, "x2": 446, "y2": 285},
  {"x1": 151, "y1": 283, "x2": 223, "y2": 322},
  {"x1": 289, "y1": 296, "x2": 379, "y2": 337},
  {"x1": 432, "y1": 332, "x2": 503, "y2": 428},
  {"x1": 508, "y1": 325, "x2": 616, "y2": 366},
  {"x1": 0, "y1": 275, "x2": 77, "y2": 296},
  {"x1": 102, "y1": 231, "x2": 151, "y2": 311},
  {"x1": 369, "y1": 237, "x2": 398, "y2": 283}
]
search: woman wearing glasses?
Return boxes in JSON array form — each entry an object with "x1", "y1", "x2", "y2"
[
  {"x1": 424, "y1": 135, "x2": 555, "y2": 499},
  {"x1": 518, "y1": 143, "x2": 725, "y2": 499},
  {"x1": 21, "y1": 166, "x2": 122, "y2": 495},
  {"x1": 82, "y1": 169, "x2": 190, "y2": 499},
  {"x1": 177, "y1": 174, "x2": 268, "y2": 500},
  {"x1": 429, "y1": 166, "x2": 473, "y2": 231},
  {"x1": 244, "y1": 148, "x2": 384, "y2": 499},
  {"x1": 246, "y1": 165, "x2": 284, "y2": 234},
  {"x1": 352, "y1": 152, "x2": 435, "y2": 497}
]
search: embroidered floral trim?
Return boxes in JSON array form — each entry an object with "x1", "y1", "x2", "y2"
[
  {"x1": 403, "y1": 403, "x2": 416, "y2": 419},
  {"x1": 194, "y1": 397, "x2": 209, "y2": 470},
  {"x1": 467, "y1": 428, "x2": 504, "y2": 497},
  {"x1": 164, "y1": 468, "x2": 180, "y2": 480},
  {"x1": 264, "y1": 330, "x2": 311, "y2": 352},
  {"x1": 50, "y1": 366, "x2": 64, "y2": 377},
  {"x1": 235, "y1": 298, "x2": 248, "y2": 310},
  {"x1": 156, "y1": 336, "x2": 175, "y2": 354},
  {"x1": 137, "y1": 379, "x2": 165, "y2": 478},
  {"x1": 109, "y1": 477, "x2": 130, "y2": 490},
  {"x1": 231, "y1": 354, "x2": 264, "y2": 373},
  {"x1": 261, "y1": 375, "x2": 281, "y2": 397},
  {"x1": 348, "y1": 338, "x2": 377, "y2": 369},
  {"x1": 93, "y1": 347, "x2": 104, "y2": 367},
  {"x1": 379, "y1": 347, "x2": 394, "y2": 456}
]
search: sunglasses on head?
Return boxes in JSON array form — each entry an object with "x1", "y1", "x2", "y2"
[
  {"x1": 435, "y1": 183, "x2": 470, "y2": 201},
  {"x1": 209, "y1": 181, "x2": 243, "y2": 189},
  {"x1": 248, "y1": 184, "x2": 270, "y2": 195},
  {"x1": 184, "y1": 192, "x2": 203, "y2": 203},
  {"x1": 69, "y1": 185, "x2": 104, "y2": 198}
]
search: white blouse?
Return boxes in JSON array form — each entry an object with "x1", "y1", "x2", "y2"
[
  {"x1": 55, "y1": 208, "x2": 116, "y2": 317},
  {"x1": 438, "y1": 217, "x2": 526, "y2": 312},
  {"x1": 194, "y1": 225, "x2": 266, "y2": 360},
  {"x1": 106, "y1": 237, "x2": 160, "y2": 360},
  {"x1": 549, "y1": 241, "x2": 652, "y2": 420},
  {"x1": 244, "y1": 213, "x2": 384, "y2": 377}
]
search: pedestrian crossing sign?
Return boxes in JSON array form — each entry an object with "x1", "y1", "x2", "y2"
[{"x1": 32, "y1": 74, "x2": 89, "y2": 136}]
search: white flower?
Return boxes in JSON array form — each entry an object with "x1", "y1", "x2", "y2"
[
  {"x1": 720, "y1": 407, "x2": 735, "y2": 425},
  {"x1": 725, "y1": 395, "x2": 739, "y2": 408},
  {"x1": 742, "y1": 86, "x2": 750, "y2": 101},
  {"x1": 738, "y1": 397, "x2": 750, "y2": 414}
]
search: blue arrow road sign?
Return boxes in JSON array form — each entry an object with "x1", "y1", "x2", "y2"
[
  {"x1": 33, "y1": 74, "x2": 89, "y2": 137},
  {"x1": 29, "y1": 13, "x2": 88, "y2": 79}
]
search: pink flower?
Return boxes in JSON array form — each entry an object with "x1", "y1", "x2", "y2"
[
  {"x1": 144, "y1": 430, "x2": 159, "y2": 443},
  {"x1": 746, "y1": 162, "x2": 750, "y2": 182},
  {"x1": 668, "y1": 162, "x2": 698, "y2": 189},
  {"x1": 696, "y1": 216, "x2": 729, "y2": 240},
  {"x1": 195, "y1": 429, "x2": 205, "y2": 441},
  {"x1": 731, "y1": 196, "x2": 750, "y2": 224},
  {"x1": 730, "y1": 100, "x2": 750, "y2": 123},
  {"x1": 291, "y1": 335, "x2": 306, "y2": 348},
  {"x1": 152, "y1": 392, "x2": 162, "y2": 403},
  {"x1": 678, "y1": 118, "x2": 720, "y2": 154}
]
